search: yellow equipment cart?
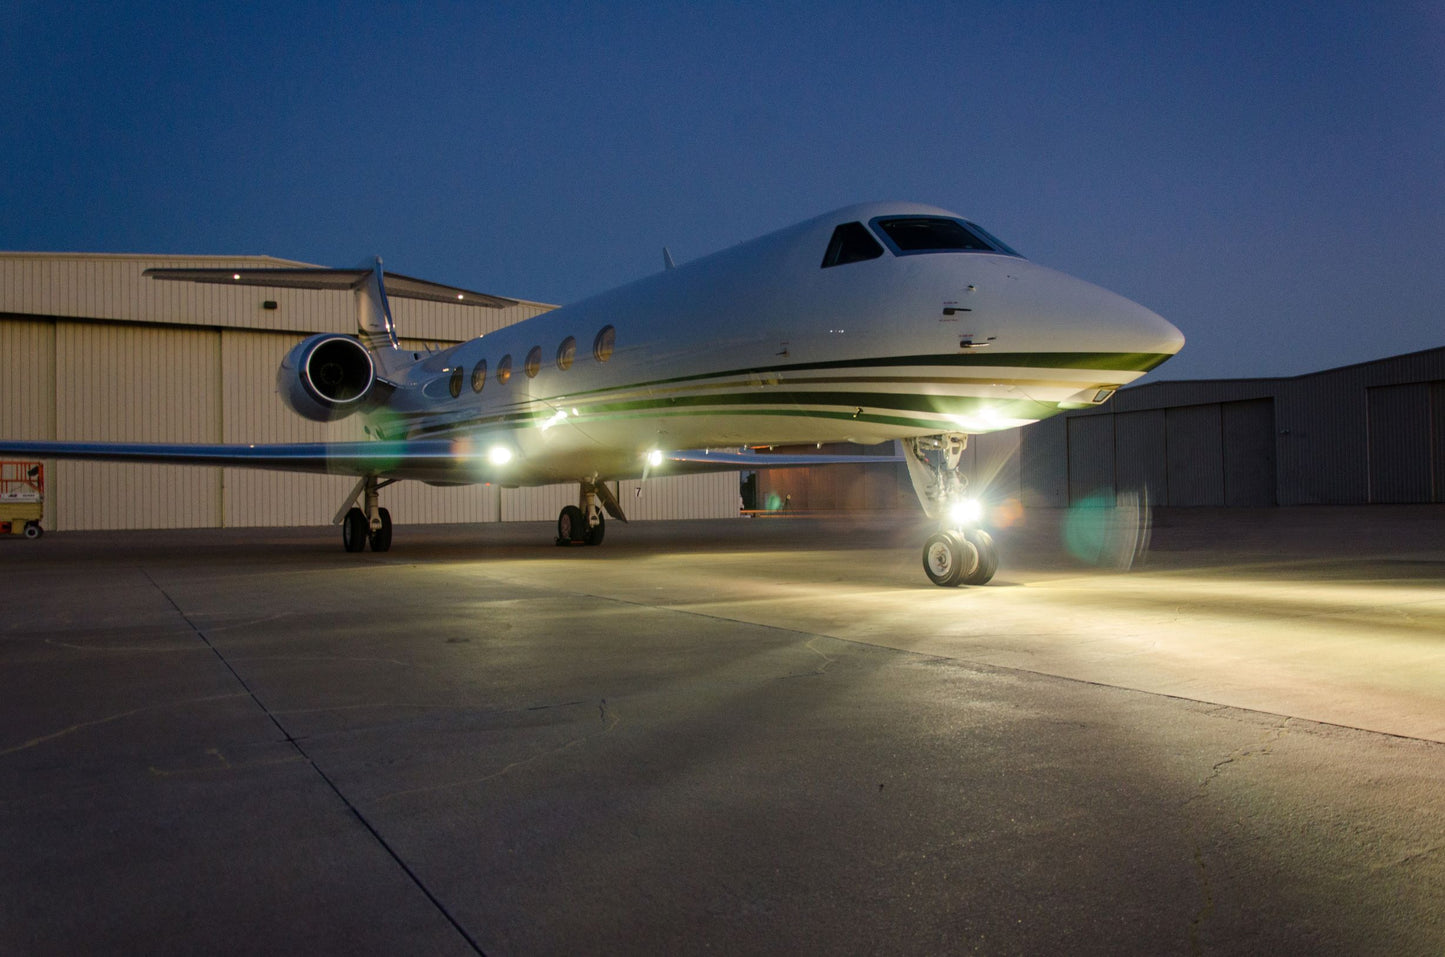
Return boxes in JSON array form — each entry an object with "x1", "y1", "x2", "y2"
[{"x1": 0, "y1": 461, "x2": 44, "y2": 539}]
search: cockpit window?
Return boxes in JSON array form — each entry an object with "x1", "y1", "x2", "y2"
[
  {"x1": 871, "y1": 216, "x2": 1019, "y2": 257},
  {"x1": 821, "y1": 222, "x2": 884, "y2": 268}
]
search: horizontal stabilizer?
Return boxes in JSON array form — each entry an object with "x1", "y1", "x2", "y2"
[{"x1": 144, "y1": 267, "x2": 517, "y2": 308}]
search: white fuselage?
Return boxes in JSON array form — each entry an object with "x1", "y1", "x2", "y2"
[{"x1": 381, "y1": 202, "x2": 1183, "y2": 484}]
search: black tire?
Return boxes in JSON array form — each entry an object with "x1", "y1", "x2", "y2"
[
  {"x1": 342, "y1": 507, "x2": 368, "y2": 553},
  {"x1": 23, "y1": 522, "x2": 41, "y2": 540},
  {"x1": 557, "y1": 505, "x2": 585, "y2": 545},
  {"x1": 961, "y1": 529, "x2": 998, "y2": 585},
  {"x1": 369, "y1": 507, "x2": 392, "y2": 552},
  {"x1": 922, "y1": 530, "x2": 972, "y2": 587},
  {"x1": 583, "y1": 511, "x2": 605, "y2": 546}
]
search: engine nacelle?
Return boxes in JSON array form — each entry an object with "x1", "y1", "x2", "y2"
[{"x1": 277, "y1": 334, "x2": 377, "y2": 422}]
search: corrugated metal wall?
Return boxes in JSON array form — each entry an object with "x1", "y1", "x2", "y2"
[
  {"x1": 0, "y1": 253, "x2": 740, "y2": 531},
  {"x1": 54, "y1": 322, "x2": 223, "y2": 529},
  {"x1": 0, "y1": 318, "x2": 55, "y2": 441},
  {"x1": 1367, "y1": 383, "x2": 1433, "y2": 503},
  {"x1": 619, "y1": 472, "x2": 744, "y2": 520},
  {"x1": 1016, "y1": 348, "x2": 1443, "y2": 507}
]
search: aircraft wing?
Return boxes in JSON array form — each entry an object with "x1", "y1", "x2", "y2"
[
  {"x1": 0, "y1": 440, "x2": 900, "y2": 485},
  {"x1": 0, "y1": 439, "x2": 503, "y2": 485},
  {"x1": 664, "y1": 449, "x2": 902, "y2": 471}
]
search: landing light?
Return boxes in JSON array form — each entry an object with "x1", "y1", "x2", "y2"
[
  {"x1": 948, "y1": 498, "x2": 984, "y2": 526},
  {"x1": 646, "y1": 449, "x2": 665, "y2": 467},
  {"x1": 487, "y1": 445, "x2": 513, "y2": 466}
]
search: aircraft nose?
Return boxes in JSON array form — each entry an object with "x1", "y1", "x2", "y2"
[
  {"x1": 1120, "y1": 297, "x2": 1185, "y2": 362},
  {"x1": 1000, "y1": 260, "x2": 1184, "y2": 366}
]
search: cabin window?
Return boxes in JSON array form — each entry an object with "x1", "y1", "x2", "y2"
[
  {"x1": 821, "y1": 221, "x2": 884, "y2": 268},
  {"x1": 556, "y1": 336, "x2": 576, "y2": 371},
  {"x1": 593, "y1": 325, "x2": 615, "y2": 363},
  {"x1": 870, "y1": 216, "x2": 1019, "y2": 256},
  {"x1": 525, "y1": 346, "x2": 542, "y2": 378},
  {"x1": 448, "y1": 366, "x2": 463, "y2": 398},
  {"x1": 471, "y1": 359, "x2": 487, "y2": 393},
  {"x1": 497, "y1": 354, "x2": 512, "y2": 385}
]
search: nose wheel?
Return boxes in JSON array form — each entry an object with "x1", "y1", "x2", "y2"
[{"x1": 922, "y1": 528, "x2": 998, "y2": 587}]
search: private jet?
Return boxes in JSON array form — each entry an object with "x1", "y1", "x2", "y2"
[{"x1": 0, "y1": 202, "x2": 1184, "y2": 585}]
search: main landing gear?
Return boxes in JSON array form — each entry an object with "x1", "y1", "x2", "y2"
[
  {"x1": 904, "y1": 433, "x2": 1000, "y2": 588},
  {"x1": 556, "y1": 480, "x2": 626, "y2": 546},
  {"x1": 338, "y1": 475, "x2": 394, "y2": 552}
]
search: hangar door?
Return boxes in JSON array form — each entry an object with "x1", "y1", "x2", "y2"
[{"x1": 1367, "y1": 382, "x2": 1442, "y2": 503}]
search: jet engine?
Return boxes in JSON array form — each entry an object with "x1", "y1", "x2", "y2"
[{"x1": 277, "y1": 334, "x2": 377, "y2": 422}]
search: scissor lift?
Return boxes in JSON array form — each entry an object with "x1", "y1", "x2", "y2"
[{"x1": 0, "y1": 461, "x2": 44, "y2": 539}]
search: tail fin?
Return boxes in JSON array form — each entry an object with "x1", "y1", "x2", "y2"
[{"x1": 357, "y1": 258, "x2": 399, "y2": 354}]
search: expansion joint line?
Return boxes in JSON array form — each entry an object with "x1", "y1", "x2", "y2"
[{"x1": 139, "y1": 567, "x2": 487, "y2": 956}]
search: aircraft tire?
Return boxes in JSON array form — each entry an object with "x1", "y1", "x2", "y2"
[
  {"x1": 342, "y1": 507, "x2": 368, "y2": 553},
  {"x1": 583, "y1": 511, "x2": 605, "y2": 546},
  {"x1": 370, "y1": 507, "x2": 393, "y2": 552},
  {"x1": 557, "y1": 505, "x2": 586, "y2": 545},
  {"x1": 922, "y1": 530, "x2": 971, "y2": 587},
  {"x1": 961, "y1": 529, "x2": 998, "y2": 585}
]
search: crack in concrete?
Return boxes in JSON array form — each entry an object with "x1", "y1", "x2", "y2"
[
  {"x1": 0, "y1": 692, "x2": 251, "y2": 757},
  {"x1": 374, "y1": 698, "x2": 622, "y2": 803},
  {"x1": 1187, "y1": 717, "x2": 1292, "y2": 954}
]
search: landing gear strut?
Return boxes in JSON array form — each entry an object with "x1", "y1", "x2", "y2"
[
  {"x1": 904, "y1": 433, "x2": 999, "y2": 587},
  {"x1": 338, "y1": 475, "x2": 394, "y2": 552}
]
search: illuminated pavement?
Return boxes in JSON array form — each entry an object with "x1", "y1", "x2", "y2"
[{"x1": 2, "y1": 507, "x2": 1443, "y2": 955}]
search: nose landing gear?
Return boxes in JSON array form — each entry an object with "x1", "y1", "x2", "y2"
[
  {"x1": 922, "y1": 527, "x2": 998, "y2": 587},
  {"x1": 905, "y1": 433, "x2": 999, "y2": 587}
]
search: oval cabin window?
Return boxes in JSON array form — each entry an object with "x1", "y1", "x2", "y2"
[{"x1": 593, "y1": 325, "x2": 615, "y2": 363}]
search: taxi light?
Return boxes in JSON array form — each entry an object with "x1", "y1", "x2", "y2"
[
  {"x1": 646, "y1": 449, "x2": 664, "y2": 467},
  {"x1": 487, "y1": 445, "x2": 513, "y2": 466}
]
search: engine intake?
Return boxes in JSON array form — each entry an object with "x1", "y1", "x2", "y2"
[{"x1": 278, "y1": 334, "x2": 376, "y2": 422}]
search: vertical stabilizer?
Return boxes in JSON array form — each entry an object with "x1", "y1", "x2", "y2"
[{"x1": 356, "y1": 258, "x2": 407, "y2": 378}]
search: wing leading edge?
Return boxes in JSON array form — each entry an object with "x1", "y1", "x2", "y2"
[
  {"x1": 0, "y1": 439, "x2": 501, "y2": 485},
  {"x1": 0, "y1": 440, "x2": 900, "y2": 487}
]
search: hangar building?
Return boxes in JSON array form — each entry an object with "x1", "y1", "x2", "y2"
[{"x1": 0, "y1": 253, "x2": 738, "y2": 531}]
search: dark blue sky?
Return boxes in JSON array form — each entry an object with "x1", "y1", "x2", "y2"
[{"x1": 4, "y1": 1, "x2": 1441, "y2": 380}]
